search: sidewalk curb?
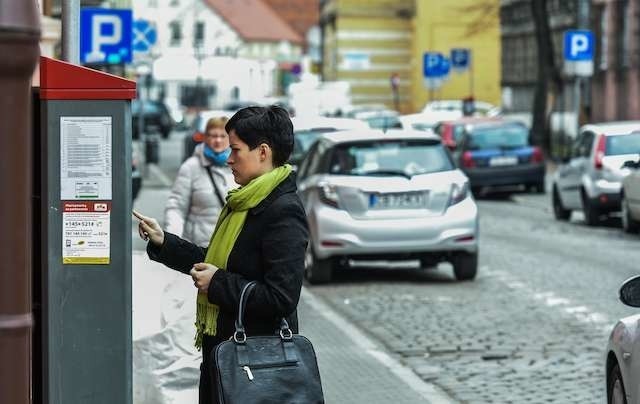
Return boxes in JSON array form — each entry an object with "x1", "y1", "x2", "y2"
[{"x1": 301, "y1": 288, "x2": 455, "y2": 404}]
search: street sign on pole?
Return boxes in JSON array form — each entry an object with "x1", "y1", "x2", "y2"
[
  {"x1": 423, "y1": 52, "x2": 449, "y2": 90},
  {"x1": 80, "y1": 8, "x2": 133, "y2": 64},
  {"x1": 563, "y1": 30, "x2": 594, "y2": 77},
  {"x1": 132, "y1": 19, "x2": 157, "y2": 53},
  {"x1": 450, "y1": 48, "x2": 470, "y2": 71}
]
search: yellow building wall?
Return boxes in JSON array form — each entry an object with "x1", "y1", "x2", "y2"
[{"x1": 411, "y1": 0, "x2": 501, "y2": 112}]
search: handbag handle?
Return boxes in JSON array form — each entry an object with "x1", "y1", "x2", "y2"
[{"x1": 233, "y1": 281, "x2": 293, "y2": 343}]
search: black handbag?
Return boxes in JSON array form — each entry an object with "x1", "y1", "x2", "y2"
[{"x1": 211, "y1": 281, "x2": 325, "y2": 404}]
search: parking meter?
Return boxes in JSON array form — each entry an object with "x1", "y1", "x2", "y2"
[{"x1": 35, "y1": 56, "x2": 136, "y2": 404}]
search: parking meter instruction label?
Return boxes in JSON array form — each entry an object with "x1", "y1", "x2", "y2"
[
  {"x1": 63, "y1": 201, "x2": 110, "y2": 264},
  {"x1": 60, "y1": 117, "x2": 112, "y2": 200}
]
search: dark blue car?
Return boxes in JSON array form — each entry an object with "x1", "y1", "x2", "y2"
[{"x1": 453, "y1": 121, "x2": 545, "y2": 194}]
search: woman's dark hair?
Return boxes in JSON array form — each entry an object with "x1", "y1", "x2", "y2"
[{"x1": 225, "y1": 105, "x2": 294, "y2": 166}]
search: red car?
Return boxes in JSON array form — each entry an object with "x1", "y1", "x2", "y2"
[{"x1": 433, "y1": 117, "x2": 499, "y2": 151}]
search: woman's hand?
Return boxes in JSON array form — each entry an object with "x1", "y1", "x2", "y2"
[
  {"x1": 190, "y1": 263, "x2": 219, "y2": 294},
  {"x1": 132, "y1": 210, "x2": 165, "y2": 246}
]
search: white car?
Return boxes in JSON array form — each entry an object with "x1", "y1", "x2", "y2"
[
  {"x1": 422, "y1": 99, "x2": 501, "y2": 117},
  {"x1": 290, "y1": 116, "x2": 368, "y2": 166},
  {"x1": 552, "y1": 122, "x2": 640, "y2": 225},
  {"x1": 606, "y1": 275, "x2": 640, "y2": 404},
  {"x1": 399, "y1": 112, "x2": 460, "y2": 133},
  {"x1": 296, "y1": 129, "x2": 479, "y2": 284}
]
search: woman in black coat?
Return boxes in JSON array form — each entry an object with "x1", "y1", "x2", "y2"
[{"x1": 134, "y1": 106, "x2": 309, "y2": 404}]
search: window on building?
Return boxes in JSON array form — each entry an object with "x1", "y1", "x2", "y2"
[
  {"x1": 170, "y1": 21, "x2": 182, "y2": 47},
  {"x1": 148, "y1": 0, "x2": 157, "y2": 7},
  {"x1": 616, "y1": 0, "x2": 629, "y2": 68},
  {"x1": 170, "y1": 0, "x2": 180, "y2": 6},
  {"x1": 194, "y1": 22, "x2": 205, "y2": 48},
  {"x1": 180, "y1": 84, "x2": 216, "y2": 108}
]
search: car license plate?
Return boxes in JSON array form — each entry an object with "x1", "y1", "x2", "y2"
[
  {"x1": 489, "y1": 156, "x2": 518, "y2": 167},
  {"x1": 369, "y1": 191, "x2": 428, "y2": 209}
]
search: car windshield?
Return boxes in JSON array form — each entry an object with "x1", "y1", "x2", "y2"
[
  {"x1": 132, "y1": 101, "x2": 161, "y2": 114},
  {"x1": 467, "y1": 124, "x2": 529, "y2": 150},
  {"x1": 329, "y1": 140, "x2": 454, "y2": 177},
  {"x1": 606, "y1": 133, "x2": 640, "y2": 155}
]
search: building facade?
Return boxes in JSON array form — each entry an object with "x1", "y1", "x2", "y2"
[
  {"x1": 320, "y1": 0, "x2": 501, "y2": 113},
  {"x1": 412, "y1": 0, "x2": 501, "y2": 112}
]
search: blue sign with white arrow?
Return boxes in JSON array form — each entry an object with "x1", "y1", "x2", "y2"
[
  {"x1": 80, "y1": 8, "x2": 132, "y2": 64},
  {"x1": 563, "y1": 30, "x2": 594, "y2": 61},
  {"x1": 132, "y1": 19, "x2": 157, "y2": 53}
]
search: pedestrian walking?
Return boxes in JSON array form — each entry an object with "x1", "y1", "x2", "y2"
[
  {"x1": 133, "y1": 105, "x2": 309, "y2": 404},
  {"x1": 164, "y1": 116, "x2": 236, "y2": 247}
]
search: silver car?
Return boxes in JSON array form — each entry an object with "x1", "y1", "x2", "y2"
[
  {"x1": 296, "y1": 129, "x2": 479, "y2": 284},
  {"x1": 606, "y1": 275, "x2": 640, "y2": 404},
  {"x1": 552, "y1": 122, "x2": 640, "y2": 225}
]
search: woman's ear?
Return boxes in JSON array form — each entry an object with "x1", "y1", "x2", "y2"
[{"x1": 259, "y1": 143, "x2": 272, "y2": 163}]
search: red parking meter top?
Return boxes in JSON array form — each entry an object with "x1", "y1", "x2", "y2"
[{"x1": 39, "y1": 56, "x2": 137, "y2": 100}]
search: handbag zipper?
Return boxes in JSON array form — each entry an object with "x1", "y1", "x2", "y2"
[{"x1": 241, "y1": 362, "x2": 297, "y2": 381}]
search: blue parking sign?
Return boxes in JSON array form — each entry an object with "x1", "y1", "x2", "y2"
[
  {"x1": 423, "y1": 52, "x2": 445, "y2": 77},
  {"x1": 80, "y1": 8, "x2": 132, "y2": 64},
  {"x1": 563, "y1": 30, "x2": 594, "y2": 61},
  {"x1": 451, "y1": 48, "x2": 470, "y2": 70}
]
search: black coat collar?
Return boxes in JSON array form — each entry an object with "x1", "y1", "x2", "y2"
[{"x1": 249, "y1": 172, "x2": 297, "y2": 215}]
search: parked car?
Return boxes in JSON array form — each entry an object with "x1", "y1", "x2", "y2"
[
  {"x1": 622, "y1": 154, "x2": 640, "y2": 233},
  {"x1": 422, "y1": 99, "x2": 501, "y2": 117},
  {"x1": 296, "y1": 129, "x2": 479, "y2": 284},
  {"x1": 606, "y1": 275, "x2": 640, "y2": 404},
  {"x1": 183, "y1": 109, "x2": 235, "y2": 161},
  {"x1": 452, "y1": 120, "x2": 545, "y2": 194},
  {"x1": 290, "y1": 116, "x2": 369, "y2": 167},
  {"x1": 399, "y1": 112, "x2": 458, "y2": 133},
  {"x1": 132, "y1": 100, "x2": 174, "y2": 140},
  {"x1": 552, "y1": 122, "x2": 640, "y2": 225},
  {"x1": 433, "y1": 117, "x2": 499, "y2": 151}
]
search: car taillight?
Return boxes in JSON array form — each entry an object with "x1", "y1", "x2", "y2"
[
  {"x1": 532, "y1": 146, "x2": 544, "y2": 163},
  {"x1": 462, "y1": 151, "x2": 475, "y2": 168},
  {"x1": 594, "y1": 134, "x2": 606, "y2": 170},
  {"x1": 318, "y1": 183, "x2": 340, "y2": 209},
  {"x1": 447, "y1": 182, "x2": 469, "y2": 207},
  {"x1": 193, "y1": 131, "x2": 204, "y2": 143}
]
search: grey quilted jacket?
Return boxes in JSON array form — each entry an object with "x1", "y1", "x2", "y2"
[{"x1": 164, "y1": 143, "x2": 236, "y2": 247}]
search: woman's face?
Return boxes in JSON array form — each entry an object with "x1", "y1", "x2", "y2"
[
  {"x1": 204, "y1": 127, "x2": 229, "y2": 152},
  {"x1": 227, "y1": 130, "x2": 271, "y2": 186}
]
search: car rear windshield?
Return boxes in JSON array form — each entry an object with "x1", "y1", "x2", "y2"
[
  {"x1": 329, "y1": 140, "x2": 454, "y2": 177},
  {"x1": 606, "y1": 133, "x2": 640, "y2": 155},
  {"x1": 292, "y1": 128, "x2": 340, "y2": 161},
  {"x1": 467, "y1": 124, "x2": 529, "y2": 150},
  {"x1": 363, "y1": 116, "x2": 402, "y2": 130}
]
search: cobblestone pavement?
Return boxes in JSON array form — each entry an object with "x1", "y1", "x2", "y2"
[{"x1": 307, "y1": 192, "x2": 640, "y2": 403}]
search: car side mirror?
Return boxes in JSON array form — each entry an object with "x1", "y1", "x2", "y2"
[
  {"x1": 622, "y1": 160, "x2": 639, "y2": 169},
  {"x1": 619, "y1": 275, "x2": 640, "y2": 307}
]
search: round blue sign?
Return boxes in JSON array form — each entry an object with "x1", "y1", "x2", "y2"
[{"x1": 133, "y1": 19, "x2": 157, "y2": 53}]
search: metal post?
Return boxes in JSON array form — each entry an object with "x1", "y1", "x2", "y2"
[
  {"x1": 469, "y1": 51, "x2": 474, "y2": 97},
  {"x1": 0, "y1": 2, "x2": 40, "y2": 404},
  {"x1": 61, "y1": 0, "x2": 80, "y2": 64},
  {"x1": 574, "y1": 77, "x2": 581, "y2": 139}
]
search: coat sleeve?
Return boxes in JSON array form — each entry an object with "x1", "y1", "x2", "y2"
[
  {"x1": 164, "y1": 161, "x2": 193, "y2": 237},
  {"x1": 207, "y1": 197, "x2": 309, "y2": 320},
  {"x1": 147, "y1": 232, "x2": 207, "y2": 275}
]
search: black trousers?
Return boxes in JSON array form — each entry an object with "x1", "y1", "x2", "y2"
[{"x1": 199, "y1": 334, "x2": 224, "y2": 404}]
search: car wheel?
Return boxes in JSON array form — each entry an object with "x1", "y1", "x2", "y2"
[
  {"x1": 304, "y1": 247, "x2": 333, "y2": 284},
  {"x1": 608, "y1": 363, "x2": 627, "y2": 404},
  {"x1": 161, "y1": 128, "x2": 171, "y2": 139},
  {"x1": 452, "y1": 252, "x2": 477, "y2": 281},
  {"x1": 582, "y1": 190, "x2": 600, "y2": 226},
  {"x1": 552, "y1": 187, "x2": 571, "y2": 221},
  {"x1": 532, "y1": 180, "x2": 545, "y2": 194},
  {"x1": 621, "y1": 193, "x2": 639, "y2": 234}
]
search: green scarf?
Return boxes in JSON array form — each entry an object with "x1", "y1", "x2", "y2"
[{"x1": 194, "y1": 164, "x2": 292, "y2": 349}]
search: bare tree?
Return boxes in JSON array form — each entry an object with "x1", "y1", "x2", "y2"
[{"x1": 531, "y1": 0, "x2": 563, "y2": 155}]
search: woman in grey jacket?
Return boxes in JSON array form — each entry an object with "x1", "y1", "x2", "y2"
[{"x1": 164, "y1": 117, "x2": 236, "y2": 247}]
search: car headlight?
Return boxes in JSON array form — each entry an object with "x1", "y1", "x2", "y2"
[{"x1": 448, "y1": 182, "x2": 469, "y2": 207}]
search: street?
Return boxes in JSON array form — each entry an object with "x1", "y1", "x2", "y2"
[{"x1": 137, "y1": 132, "x2": 640, "y2": 403}]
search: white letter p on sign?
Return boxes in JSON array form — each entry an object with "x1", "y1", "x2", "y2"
[
  {"x1": 86, "y1": 15, "x2": 122, "y2": 63},
  {"x1": 570, "y1": 34, "x2": 589, "y2": 58}
]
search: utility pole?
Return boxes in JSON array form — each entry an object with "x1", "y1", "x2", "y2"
[
  {"x1": 61, "y1": 0, "x2": 79, "y2": 64},
  {"x1": 575, "y1": 0, "x2": 591, "y2": 131},
  {"x1": 0, "y1": 2, "x2": 40, "y2": 404}
]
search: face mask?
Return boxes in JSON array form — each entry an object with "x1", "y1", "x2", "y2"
[{"x1": 204, "y1": 144, "x2": 231, "y2": 166}]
